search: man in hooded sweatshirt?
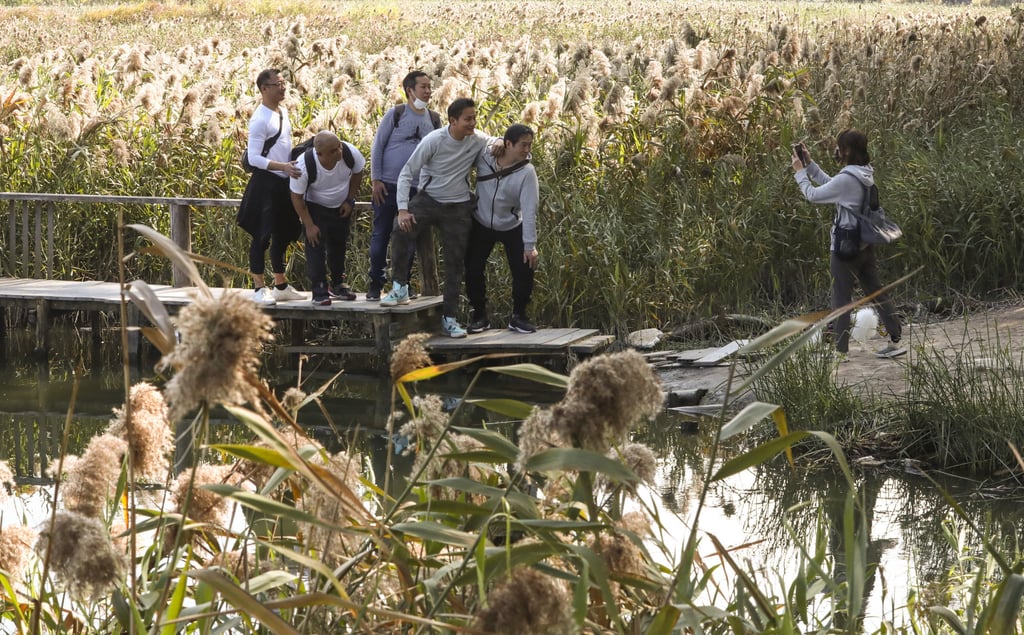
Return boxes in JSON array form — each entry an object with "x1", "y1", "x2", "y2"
[{"x1": 792, "y1": 129, "x2": 904, "y2": 362}]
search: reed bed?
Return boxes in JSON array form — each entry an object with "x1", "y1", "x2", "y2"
[{"x1": 1, "y1": 1, "x2": 1023, "y2": 334}]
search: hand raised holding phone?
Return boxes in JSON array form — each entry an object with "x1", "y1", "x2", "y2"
[{"x1": 791, "y1": 142, "x2": 809, "y2": 171}]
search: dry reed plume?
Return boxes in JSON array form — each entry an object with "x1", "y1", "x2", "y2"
[
  {"x1": 472, "y1": 567, "x2": 574, "y2": 635},
  {"x1": 159, "y1": 291, "x2": 274, "y2": 422},
  {"x1": 390, "y1": 332, "x2": 432, "y2": 381},
  {"x1": 517, "y1": 350, "x2": 663, "y2": 470},
  {"x1": 106, "y1": 381, "x2": 174, "y2": 482},
  {"x1": 0, "y1": 524, "x2": 37, "y2": 590},
  {"x1": 59, "y1": 433, "x2": 128, "y2": 519},
  {"x1": 36, "y1": 511, "x2": 126, "y2": 601}
]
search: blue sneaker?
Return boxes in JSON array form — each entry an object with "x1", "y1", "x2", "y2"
[
  {"x1": 441, "y1": 316, "x2": 467, "y2": 338},
  {"x1": 380, "y1": 283, "x2": 410, "y2": 307}
]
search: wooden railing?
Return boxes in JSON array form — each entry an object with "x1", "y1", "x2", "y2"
[
  {"x1": 0, "y1": 192, "x2": 242, "y2": 287},
  {"x1": 0, "y1": 193, "x2": 445, "y2": 293}
]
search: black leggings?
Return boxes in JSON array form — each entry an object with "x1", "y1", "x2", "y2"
[{"x1": 249, "y1": 231, "x2": 290, "y2": 276}]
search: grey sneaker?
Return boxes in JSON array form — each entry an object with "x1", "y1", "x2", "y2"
[
  {"x1": 252, "y1": 287, "x2": 277, "y2": 306},
  {"x1": 380, "y1": 283, "x2": 410, "y2": 306},
  {"x1": 441, "y1": 316, "x2": 467, "y2": 338},
  {"x1": 875, "y1": 343, "x2": 907, "y2": 358},
  {"x1": 833, "y1": 350, "x2": 849, "y2": 364},
  {"x1": 271, "y1": 284, "x2": 304, "y2": 302}
]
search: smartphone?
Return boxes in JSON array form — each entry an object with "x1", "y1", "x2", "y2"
[{"x1": 793, "y1": 143, "x2": 807, "y2": 167}]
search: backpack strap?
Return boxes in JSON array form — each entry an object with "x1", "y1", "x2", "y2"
[
  {"x1": 260, "y1": 111, "x2": 283, "y2": 157},
  {"x1": 477, "y1": 159, "x2": 530, "y2": 182},
  {"x1": 341, "y1": 142, "x2": 355, "y2": 170},
  {"x1": 303, "y1": 149, "x2": 317, "y2": 187}
]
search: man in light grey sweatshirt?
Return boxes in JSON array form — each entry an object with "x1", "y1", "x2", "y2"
[{"x1": 380, "y1": 97, "x2": 498, "y2": 338}]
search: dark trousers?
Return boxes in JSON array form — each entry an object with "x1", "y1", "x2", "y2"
[
  {"x1": 391, "y1": 193, "x2": 474, "y2": 316},
  {"x1": 831, "y1": 247, "x2": 902, "y2": 353},
  {"x1": 465, "y1": 220, "x2": 534, "y2": 317},
  {"x1": 368, "y1": 183, "x2": 417, "y2": 287},
  {"x1": 304, "y1": 202, "x2": 352, "y2": 290},
  {"x1": 240, "y1": 171, "x2": 299, "y2": 276}
]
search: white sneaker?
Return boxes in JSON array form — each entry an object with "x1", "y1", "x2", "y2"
[
  {"x1": 271, "y1": 284, "x2": 304, "y2": 302},
  {"x1": 252, "y1": 287, "x2": 276, "y2": 306}
]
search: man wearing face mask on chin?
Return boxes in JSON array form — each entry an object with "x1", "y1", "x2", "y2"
[{"x1": 366, "y1": 71, "x2": 443, "y2": 301}]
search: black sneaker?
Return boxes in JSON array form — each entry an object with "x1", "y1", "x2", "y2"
[
  {"x1": 329, "y1": 283, "x2": 357, "y2": 301},
  {"x1": 409, "y1": 287, "x2": 420, "y2": 299},
  {"x1": 311, "y1": 282, "x2": 331, "y2": 306},
  {"x1": 366, "y1": 281, "x2": 382, "y2": 301},
  {"x1": 508, "y1": 313, "x2": 536, "y2": 334},
  {"x1": 467, "y1": 315, "x2": 490, "y2": 334}
]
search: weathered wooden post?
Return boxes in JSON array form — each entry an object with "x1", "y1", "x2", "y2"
[{"x1": 168, "y1": 202, "x2": 191, "y2": 288}]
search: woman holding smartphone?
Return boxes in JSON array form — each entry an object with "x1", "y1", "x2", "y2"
[{"x1": 791, "y1": 129, "x2": 904, "y2": 361}]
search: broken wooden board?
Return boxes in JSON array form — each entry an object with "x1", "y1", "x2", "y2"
[{"x1": 691, "y1": 339, "x2": 749, "y2": 367}]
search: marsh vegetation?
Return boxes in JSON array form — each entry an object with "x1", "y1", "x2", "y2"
[{"x1": 3, "y1": 1, "x2": 1024, "y2": 632}]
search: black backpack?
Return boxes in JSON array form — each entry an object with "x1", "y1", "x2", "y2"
[
  {"x1": 393, "y1": 103, "x2": 442, "y2": 131},
  {"x1": 289, "y1": 138, "x2": 355, "y2": 186}
]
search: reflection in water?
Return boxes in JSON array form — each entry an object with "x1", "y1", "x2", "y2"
[
  {"x1": 3, "y1": 326, "x2": 1024, "y2": 628},
  {"x1": 635, "y1": 411, "x2": 1024, "y2": 630}
]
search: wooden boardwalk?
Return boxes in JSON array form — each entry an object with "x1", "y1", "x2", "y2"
[{"x1": 0, "y1": 277, "x2": 613, "y2": 369}]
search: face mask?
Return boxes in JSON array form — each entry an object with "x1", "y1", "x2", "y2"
[{"x1": 413, "y1": 97, "x2": 429, "y2": 110}]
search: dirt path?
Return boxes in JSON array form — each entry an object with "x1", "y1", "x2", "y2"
[{"x1": 657, "y1": 304, "x2": 1024, "y2": 403}]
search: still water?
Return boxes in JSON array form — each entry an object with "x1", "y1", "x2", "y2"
[{"x1": 2, "y1": 324, "x2": 1023, "y2": 630}]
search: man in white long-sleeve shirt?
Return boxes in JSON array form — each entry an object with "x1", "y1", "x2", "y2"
[
  {"x1": 380, "y1": 97, "x2": 498, "y2": 338},
  {"x1": 235, "y1": 69, "x2": 304, "y2": 306}
]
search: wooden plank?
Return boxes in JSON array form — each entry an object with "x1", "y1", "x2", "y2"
[
  {"x1": 666, "y1": 347, "x2": 722, "y2": 363},
  {"x1": 425, "y1": 328, "x2": 598, "y2": 351},
  {"x1": 569, "y1": 334, "x2": 615, "y2": 354},
  {"x1": 668, "y1": 404, "x2": 724, "y2": 416},
  {"x1": 691, "y1": 340, "x2": 749, "y2": 367}
]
